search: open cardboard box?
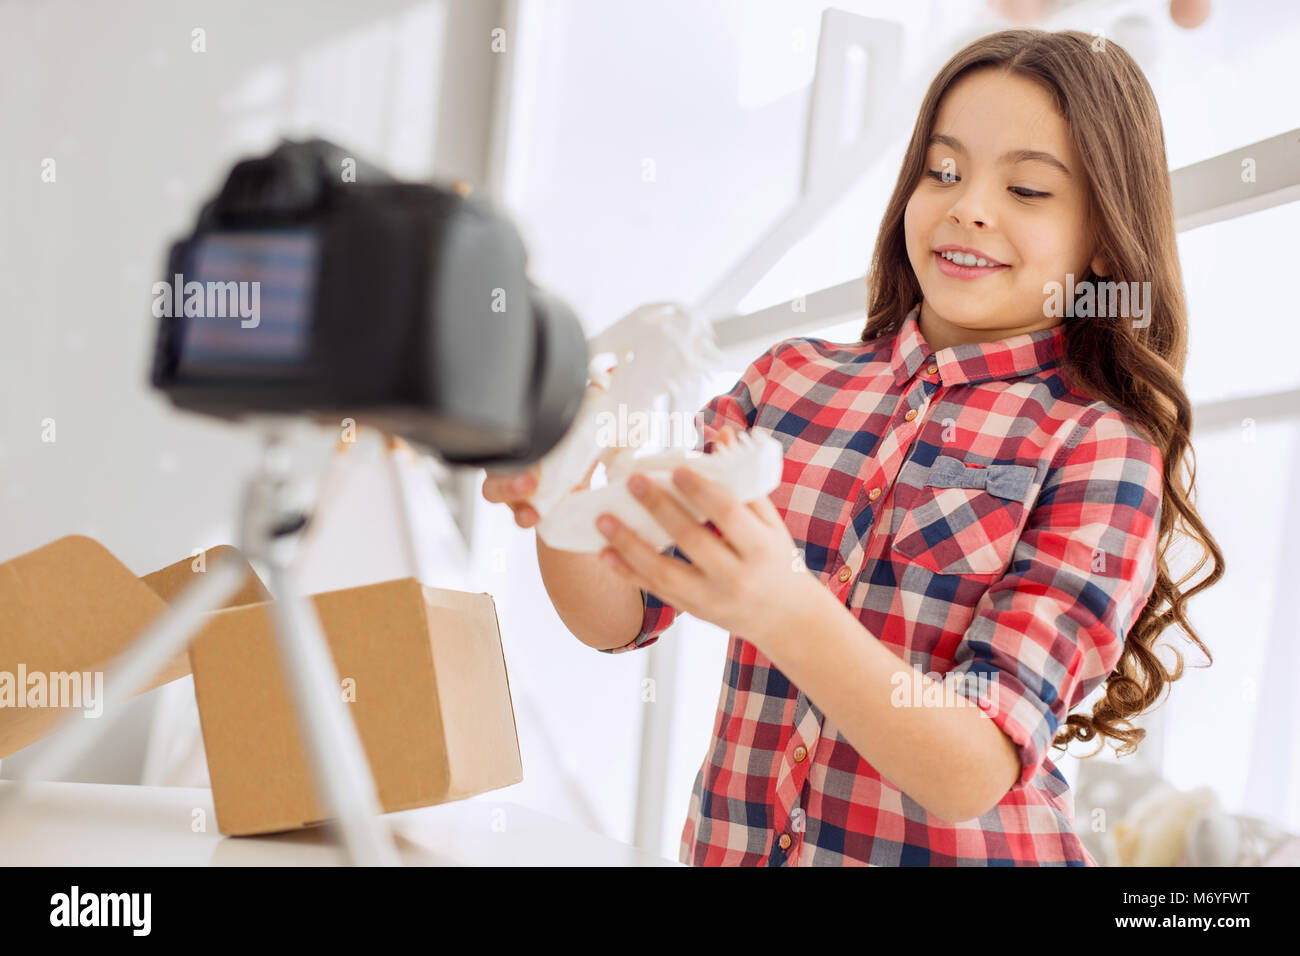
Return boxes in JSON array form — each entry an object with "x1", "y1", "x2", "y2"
[{"x1": 0, "y1": 535, "x2": 523, "y2": 835}]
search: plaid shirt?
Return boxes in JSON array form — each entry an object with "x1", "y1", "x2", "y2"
[{"x1": 599, "y1": 304, "x2": 1163, "y2": 866}]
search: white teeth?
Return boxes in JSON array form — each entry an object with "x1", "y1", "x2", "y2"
[{"x1": 940, "y1": 250, "x2": 997, "y2": 267}]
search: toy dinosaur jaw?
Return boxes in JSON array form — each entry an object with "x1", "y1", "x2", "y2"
[{"x1": 537, "y1": 430, "x2": 784, "y2": 553}]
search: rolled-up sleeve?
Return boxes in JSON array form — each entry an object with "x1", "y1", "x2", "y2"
[
  {"x1": 597, "y1": 543, "x2": 685, "y2": 654},
  {"x1": 944, "y1": 408, "x2": 1164, "y2": 787},
  {"x1": 596, "y1": 339, "x2": 785, "y2": 653}
]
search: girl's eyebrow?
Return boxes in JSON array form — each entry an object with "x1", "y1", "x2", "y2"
[{"x1": 928, "y1": 132, "x2": 1072, "y2": 178}]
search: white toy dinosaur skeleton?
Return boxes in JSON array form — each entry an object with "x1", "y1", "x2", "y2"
[{"x1": 531, "y1": 301, "x2": 784, "y2": 553}]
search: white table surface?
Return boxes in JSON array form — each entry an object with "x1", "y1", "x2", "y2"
[{"x1": 0, "y1": 780, "x2": 679, "y2": 866}]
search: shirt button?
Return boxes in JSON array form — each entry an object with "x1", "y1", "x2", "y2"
[
  {"x1": 926, "y1": 363, "x2": 938, "y2": 375},
  {"x1": 868, "y1": 486, "x2": 882, "y2": 501},
  {"x1": 793, "y1": 744, "x2": 808, "y2": 762},
  {"x1": 837, "y1": 565, "x2": 852, "y2": 582},
  {"x1": 778, "y1": 833, "x2": 792, "y2": 851},
  {"x1": 904, "y1": 408, "x2": 918, "y2": 421}
]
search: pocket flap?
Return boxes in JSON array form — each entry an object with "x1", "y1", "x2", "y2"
[{"x1": 925, "y1": 455, "x2": 1037, "y2": 503}]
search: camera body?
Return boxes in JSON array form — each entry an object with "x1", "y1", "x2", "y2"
[{"x1": 150, "y1": 138, "x2": 586, "y2": 467}]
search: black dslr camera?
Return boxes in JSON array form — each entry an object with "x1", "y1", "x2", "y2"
[{"x1": 149, "y1": 138, "x2": 587, "y2": 467}]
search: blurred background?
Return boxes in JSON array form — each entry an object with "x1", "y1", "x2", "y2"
[{"x1": 1, "y1": 0, "x2": 1297, "y2": 865}]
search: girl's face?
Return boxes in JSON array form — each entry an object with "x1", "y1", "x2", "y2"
[{"x1": 903, "y1": 67, "x2": 1104, "y2": 350}]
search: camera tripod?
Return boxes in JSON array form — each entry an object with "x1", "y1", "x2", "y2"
[{"x1": 0, "y1": 421, "x2": 400, "y2": 866}]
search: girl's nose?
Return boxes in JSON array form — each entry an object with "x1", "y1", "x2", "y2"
[
  {"x1": 946, "y1": 181, "x2": 995, "y2": 229},
  {"x1": 947, "y1": 193, "x2": 991, "y2": 228}
]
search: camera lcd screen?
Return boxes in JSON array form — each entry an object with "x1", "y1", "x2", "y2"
[{"x1": 171, "y1": 229, "x2": 319, "y2": 376}]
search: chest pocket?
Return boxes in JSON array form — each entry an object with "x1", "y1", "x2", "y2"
[{"x1": 891, "y1": 455, "x2": 1040, "y2": 576}]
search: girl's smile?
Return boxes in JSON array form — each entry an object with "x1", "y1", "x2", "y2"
[{"x1": 933, "y1": 247, "x2": 1011, "y2": 280}]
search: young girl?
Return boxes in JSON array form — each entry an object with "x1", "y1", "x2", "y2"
[{"x1": 489, "y1": 29, "x2": 1222, "y2": 866}]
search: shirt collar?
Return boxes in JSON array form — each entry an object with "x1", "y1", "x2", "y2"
[{"x1": 890, "y1": 303, "x2": 1067, "y2": 387}]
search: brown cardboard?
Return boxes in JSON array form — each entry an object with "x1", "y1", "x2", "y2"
[
  {"x1": 188, "y1": 577, "x2": 524, "y2": 835},
  {"x1": 141, "y1": 544, "x2": 272, "y2": 608},
  {"x1": 137, "y1": 545, "x2": 272, "y2": 688},
  {"x1": 1, "y1": 534, "x2": 523, "y2": 836},
  {"x1": 0, "y1": 535, "x2": 266, "y2": 759}
]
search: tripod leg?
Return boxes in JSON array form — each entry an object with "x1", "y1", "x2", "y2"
[
  {"x1": 263, "y1": 561, "x2": 400, "y2": 867},
  {"x1": 0, "y1": 552, "x2": 248, "y2": 816}
]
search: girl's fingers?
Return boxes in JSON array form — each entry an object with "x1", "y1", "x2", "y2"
[
  {"x1": 481, "y1": 475, "x2": 507, "y2": 503},
  {"x1": 747, "y1": 493, "x2": 783, "y2": 528},
  {"x1": 668, "y1": 464, "x2": 767, "y2": 557},
  {"x1": 617, "y1": 472, "x2": 739, "y2": 570},
  {"x1": 598, "y1": 508, "x2": 705, "y2": 610},
  {"x1": 482, "y1": 465, "x2": 539, "y2": 504}
]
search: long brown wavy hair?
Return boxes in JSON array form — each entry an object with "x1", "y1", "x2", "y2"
[{"x1": 862, "y1": 29, "x2": 1223, "y2": 760}]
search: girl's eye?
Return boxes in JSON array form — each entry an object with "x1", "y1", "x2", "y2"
[{"x1": 925, "y1": 169, "x2": 1050, "y2": 199}]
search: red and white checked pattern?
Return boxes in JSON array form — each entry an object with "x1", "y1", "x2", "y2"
[{"x1": 601, "y1": 305, "x2": 1163, "y2": 866}]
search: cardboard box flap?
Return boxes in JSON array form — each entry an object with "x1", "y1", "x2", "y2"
[
  {"x1": 0, "y1": 535, "x2": 168, "y2": 759},
  {"x1": 138, "y1": 545, "x2": 272, "y2": 690},
  {"x1": 0, "y1": 535, "x2": 271, "y2": 760},
  {"x1": 142, "y1": 545, "x2": 271, "y2": 609},
  {"x1": 0, "y1": 535, "x2": 164, "y2": 666}
]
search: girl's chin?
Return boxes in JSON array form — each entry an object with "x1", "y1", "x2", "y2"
[
  {"x1": 921, "y1": 297, "x2": 1031, "y2": 329},
  {"x1": 922, "y1": 291, "x2": 1017, "y2": 318}
]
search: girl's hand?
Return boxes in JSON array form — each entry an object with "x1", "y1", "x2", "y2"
[
  {"x1": 481, "y1": 463, "x2": 544, "y2": 528},
  {"x1": 482, "y1": 451, "x2": 613, "y2": 529},
  {"x1": 595, "y1": 425, "x2": 822, "y2": 649}
]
